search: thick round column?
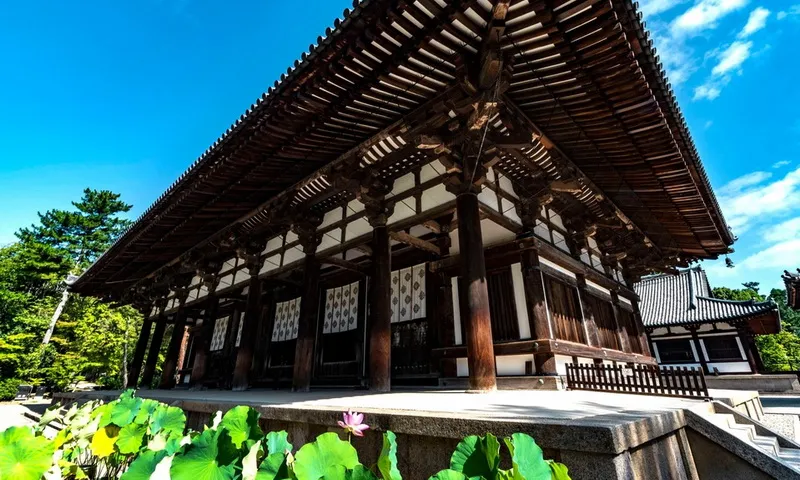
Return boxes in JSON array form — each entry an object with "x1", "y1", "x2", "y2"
[
  {"x1": 128, "y1": 316, "x2": 154, "y2": 388},
  {"x1": 140, "y1": 315, "x2": 167, "y2": 388},
  {"x1": 190, "y1": 296, "x2": 218, "y2": 387},
  {"x1": 293, "y1": 254, "x2": 320, "y2": 392},
  {"x1": 232, "y1": 275, "x2": 264, "y2": 391},
  {"x1": 369, "y1": 224, "x2": 392, "y2": 392},
  {"x1": 456, "y1": 191, "x2": 497, "y2": 392},
  {"x1": 160, "y1": 304, "x2": 188, "y2": 389}
]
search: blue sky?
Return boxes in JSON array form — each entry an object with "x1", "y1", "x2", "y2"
[{"x1": 0, "y1": 1, "x2": 798, "y2": 292}]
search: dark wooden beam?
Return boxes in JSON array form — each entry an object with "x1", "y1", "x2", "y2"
[
  {"x1": 432, "y1": 339, "x2": 658, "y2": 366},
  {"x1": 321, "y1": 256, "x2": 369, "y2": 276},
  {"x1": 422, "y1": 219, "x2": 442, "y2": 234},
  {"x1": 389, "y1": 231, "x2": 442, "y2": 256}
]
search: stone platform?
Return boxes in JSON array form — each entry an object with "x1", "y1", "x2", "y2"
[{"x1": 53, "y1": 388, "x2": 772, "y2": 479}]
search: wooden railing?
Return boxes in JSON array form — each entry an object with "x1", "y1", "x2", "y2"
[{"x1": 565, "y1": 363, "x2": 710, "y2": 399}]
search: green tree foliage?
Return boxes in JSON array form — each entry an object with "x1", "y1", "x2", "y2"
[
  {"x1": 712, "y1": 284, "x2": 800, "y2": 372},
  {"x1": 0, "y1": 188, "x2": 141, "y2": 390},
  {"x1": 16, "y1": 188, "x2": 132, "y2": 269},
  {"x1": 711, "y1": 286, "x2": 764, "y2": 302}
]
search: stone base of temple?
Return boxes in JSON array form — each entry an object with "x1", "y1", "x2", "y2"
[
  {"x1": 704, "y1": 374, "x2": 800, "y2": 394},
  {"x1": 438, "y1": 375, "x2": 565, "y2": 391},
  {"x1": 53, "y1": 387, "x2": 800, "y2": 479}
]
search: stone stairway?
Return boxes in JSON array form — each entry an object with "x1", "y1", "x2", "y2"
[{"x1": 696, "y1": 406, "x2": 800, "y2": 476}]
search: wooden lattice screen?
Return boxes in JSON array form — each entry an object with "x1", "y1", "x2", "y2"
[{"x1": 565, "y1": 363, "x2": 710, "y2": 399}]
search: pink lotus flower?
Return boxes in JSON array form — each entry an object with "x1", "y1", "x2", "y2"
[{"x1": 338, "y1": 410, "x2": 369, "y2": 437}]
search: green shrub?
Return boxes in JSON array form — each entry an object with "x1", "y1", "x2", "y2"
[
  {"x1": 3, "y1": 390, "x2": 571, "y2": 480},
  {"x1": 0, "y1": 377, "x2": 21, "y2": 401}
]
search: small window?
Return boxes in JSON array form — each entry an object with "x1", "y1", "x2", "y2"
[
  {"x1": 703, "y1": 336, "x2": 742, "y2": 362},
  {"x1": 656, "y1": 339, "x2": 695, "y2": 363}
]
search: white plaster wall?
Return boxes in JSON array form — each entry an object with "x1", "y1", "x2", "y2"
[
  {"x1": 496, "y1": 354, "x2": 534, "y2": 376},
  {"x1": 510, "y1": 263, "x2": 531, "y2": 339},
  {"x1": 707, "y1": 362, "x2": 752, "y2": 373},
  {"x1": 555, "y1": 354, "x2": 573, "y2": 375},
  {"x1": 452, "y1": 277, "x2": 463, "y2": 345},
  {"x1": 456, "y1": 358, "x2": 469, "y2": 377}
]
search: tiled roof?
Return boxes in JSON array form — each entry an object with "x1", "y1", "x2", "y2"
[
  {"x1": 783, "y1": 270, "x2": 800, "y2": 310},
  {"x1": 634, "y1": 267, "x2": 778, "y2": 328}
]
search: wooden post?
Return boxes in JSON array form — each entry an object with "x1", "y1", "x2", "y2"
[
  {"x1": 141, "y1": 306, "x2": 168, "y2": 388},
  {"x1": 575, "y1": 275, "x2": 600, "y2": 348},
  {"x1": 189, "y1": 262, "x2": 220, "y2": 387},
  {"x1": 128, "y1": 306, "x2": 156, "y2": 389},
  {"x1": 736, "y1": 324, "x2": 764, "y2": 373},
  {"x1": 520, "y1": 247, "x2": 557, "y2": 375},
  {"x1": 687, "y1": 326, "x2": 710, "y2": 374},
  {"x1": 368, "y1": 222, "x2": 392, "y2": 392},
  {"x1": 455, "y1": 189, "x2": 496, "y2": 392},
  {"x1": 360, "y1": 180, "x2": 394, "y2": 392},
  {"x1": 292, "y1": 219, "x2": 322, "y2": 392},
  {"x1": 233, "y1": 272, "x2": 265, "y2": 390},
  {"x1": 630, "y1": 298, "x2": 653, "y2": 357},
  {"x1": 159, "y1": 306, "x2": 187, "y2": 389},
  {"x1": 253, "y1": 292, "x2": 276, "y2": 380},
  {"x1": 190, "y1": 295, "x2": 219, "y2": 387},
  {"x1": 159, "y1": 286, "x2": 190, "y2": 389},
  {"x1": 610, "y1": 290, "x2": 631, "y2": 354}
]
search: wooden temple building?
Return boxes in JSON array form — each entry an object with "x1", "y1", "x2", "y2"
[
  {"x1": 71, "y1": 0, "x2": 735, "y2": 393},
  {"x1": 783, "y1": 270, "x2": 800, "y2": 311},
  {"x1": 636, "y1": 267, "x2": 779, "y2": 375}
]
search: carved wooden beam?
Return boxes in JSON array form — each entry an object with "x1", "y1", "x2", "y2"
[
  {"x1": 389, "y1": 231, "x2": 441, "y2": 256},
  {"x1": 422, "y1": 220, "x2": 442, "y2": 234}
]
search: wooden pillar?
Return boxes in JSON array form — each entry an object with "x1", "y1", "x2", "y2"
[
  {"x1": 160, "y1": 293, "x2": 189, "y2": 389},
  {"x1": 293, "y1": 253, "x2": 320, "y2": 391},
  {"x1": 190, "y1": 295, "x2": 219, "y2": 387},
  {"x1": 293, "y1": 219, "x2": 322, "y2": 392},
  {"x1": 141, "y1": 308, "x2": 168, "y2": 388},
  {"x1": 520, "y1": 247, "x2": 557, "y2": 375},
  {"x1": 575, "y1": 275, "x2": 600, "y2": 348},
  {"x1": 232, "y1": 259, "x2": 265, "y2": 391},
  {"x1": 610, "y1": 291, "x2": 631, "y2": 354},
  {"x1": 253, "y1": 292, "x2": 276, "y2": 379},
  {"x1": 367, "y1": 223, "x2": 392, "y2": 391},
  {"x1": 456, "y1": 190, "x2": 496, "y2": 392},
  {"x1": 630, "y1": 298, "x2": 653, "y2": 357},
  {"x1": 688, "y1": 326, "x2": 710, "y2": 374},
  {"x1": 128, "y1": 307, "x2": 156, "y2": 389},
  {"x1": 736, "y1": 324, "x2": 764, "y2": 373}
]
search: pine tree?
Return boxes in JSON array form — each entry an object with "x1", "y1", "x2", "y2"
[{"x1": 16, "y1": 188, "x2": 133, "y2": 269}]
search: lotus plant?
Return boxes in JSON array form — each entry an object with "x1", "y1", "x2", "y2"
[{"x1": 338, "y1": 409, "x2": 370, "y2": 439}]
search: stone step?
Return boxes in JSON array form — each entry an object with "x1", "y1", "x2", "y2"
[
  {"x1": 704, "y1": 411, "x2": 800, "y2": 472},
  {"x1": 751, "y1": 435, "x2": 780, "y2": 457},
  {"x1": 778, "y1": 453, "x2": 800, "y2": 472}
]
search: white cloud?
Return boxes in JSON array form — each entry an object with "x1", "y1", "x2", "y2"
[
  {"x1": 777, "y1": 5, "x2": 800, "y2": 20},
  {"x1": 773, "y1": 160, "x2": 791, "y2": 169},
  {"x1": 718, "y1": 167, "x2": 800, "y2": 234},
  {"x1": 704, "y1": 120, "x2": 714, "y2": 129},
  {"x1": 712, "y1": 41, "x2": 753, "y2": 75},
  {"x1": 738, "y1": 7, "x2": 770, "y2": 37},
  {"x1": 651, "y1": 30, "x2": 698, "y2": 85},
  {"x1": 764, "y1": 217, "x2": 800, "y2": 244},
  {"x1": 672, "y1": 0, "x2": 750, "y2": 36},
  {"x1": 718, "y1": 171, "x2": 772, "y2": 195},
  {"x1": 693, "y1": 83, "x2": 723, "y2": 100},
  {"x1": 739, "y1": 239, "x2": 800, "y2": 270}
]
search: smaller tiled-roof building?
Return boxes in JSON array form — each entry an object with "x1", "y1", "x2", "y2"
[
  {"x1": 783, "y1": 270, "x2": 800, "y2": 311},
  {"x1": 635, "y1": 267, "x2": 779, "y2": 374}
]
